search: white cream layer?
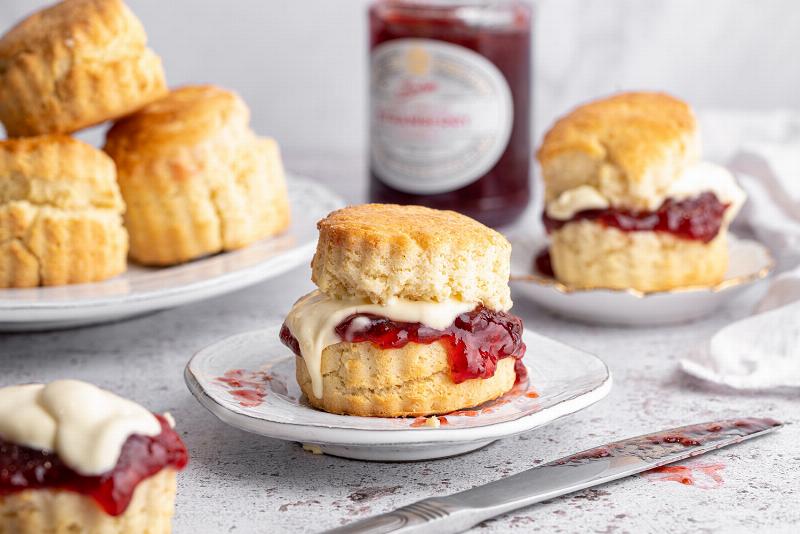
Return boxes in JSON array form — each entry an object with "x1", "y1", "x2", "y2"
[
  {"x1": 546, "y1": 161, "x2": 747, "y2": 221},
  {"x1": 0, "y1": 380, "x2": 161, "y2": 475},
  {"x1": 283, "y1": 290, "x2": 476, "y2": 399}
]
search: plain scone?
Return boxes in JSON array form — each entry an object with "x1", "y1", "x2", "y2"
[
  {"x1": 0, "y1": 0, "x2": 167, "y2": 137},
  {"x1": 538, "y1": 92, "x2": 730, "y2": 291},
  {"x1": 104, "y1": 85, "x2": 290, "y2": 266},
  {"x1": 311, "y1": 204, "x2": 513, "y2": 311},
  {"x1": 0, "y1": 135, "x2": 128, "y2": 288},
  {"x1": 0, "y1": 469, "x2": 177, "y2": 534}
]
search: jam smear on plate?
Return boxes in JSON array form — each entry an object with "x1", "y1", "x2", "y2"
[
  {"x1": 543, "y1": 192, "x2": 729, "y2": 243},
  {"x1": 0, "y1": 415, "x2": 188, "y2": 516},
  {"x1": 280, "y1": 306, "x2": 526, "y2": 383}
]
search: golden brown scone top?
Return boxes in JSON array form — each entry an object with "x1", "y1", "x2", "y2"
[
  {"x1": 0, "y1": 0, "x2": 147, "y2": 62},
  {"x1": 0, "y1": 135, "x2": 122, "y2": 211},
  {"x1": 105, "y1": 85, "x2": 250, "y2": 155},
  {"x1": 318, "y1": 204, "x2": 508, "y2": 254},
  {"x1": 312, "y1": 204, "x2": 513, "y2": 310}
]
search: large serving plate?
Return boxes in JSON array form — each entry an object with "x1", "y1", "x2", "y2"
[
  {"x1": 509, "y1": 233, "x2": 774, "y2": 326},
  {"x1": 0, "y1": 176, "x2": 344, "y2": 331},
  {"x1": 185, "y1": 324, "x2": 612, "y2": 462}
]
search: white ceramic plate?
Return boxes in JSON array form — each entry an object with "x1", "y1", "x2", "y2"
[
  {"x1": 185, "y1": 325, "x2": 612, "y2": 462},
  {"x1": 509, "y1": 233, "x2": 774, "y2": 326},
  {"x1": 0, "y1": 176, "x2": 344, "y2": 332}
]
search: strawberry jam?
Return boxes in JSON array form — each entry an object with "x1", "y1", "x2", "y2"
[
  {"x1": 0, "y1": 415, "x2": 187, "y2": 516},
  {"x1": 543, "y1": 192, "x2": 729, "y2": 243},
  {"x1": 280, "y1": 306, "x2": 526, "y2": 383}
]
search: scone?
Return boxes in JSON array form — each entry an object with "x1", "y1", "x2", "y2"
[
  {"x1": 0, "y1": 380, "x2": 188, "y2": 534},
  {"x1": 537, "y1": 92, "x2": 746, "y2": 292},
  {"x1": 0, "y1": 0, "x2": 167, "y2": 137},
  {"x1": 280, "y1": 204, "x2": 526, "y2": 417},
  {"x1": 0, "y1": 135, "x2": 128, "y2": 288},
  {"x1": 104, "y1": 85, "x2": 291, "y2": 266}
]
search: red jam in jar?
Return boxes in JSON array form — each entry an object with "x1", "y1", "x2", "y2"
[
  {"x1": 368, "y1": 0, "x2": 532, "y2": 227},
  {"x1": 280, "y1": 306, "x2": 527, "y2": 384},
  {"x1": 0, "y1": 415, "x2": 188, "y2": 516}
]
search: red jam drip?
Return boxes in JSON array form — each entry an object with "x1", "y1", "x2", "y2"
[
  {"x1": 543, "y1": 192, "x2": 729, "y2": 243},
  {"x1": 534, "y1": 248, "x2": 554, "y2": 277},
  {"x1": 280, "y1": 306, "x2": 526, "y2": 384},
  {"x1": 0, "y1": 415, "x2": 188, "y2": 516}
]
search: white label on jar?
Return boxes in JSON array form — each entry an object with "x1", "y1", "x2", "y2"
[{"x1": 370, "y1": 38, "x2": 513, "y2": 195}]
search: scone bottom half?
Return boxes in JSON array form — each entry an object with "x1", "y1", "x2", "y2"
[
  {"x1": 536, "y1": 92, "x2": 747, "y2": 292},
  {"x1": 281, "y1": 204, "x2": 527, "y2": 418},
  {"x1": 0, "y1": 380, "x2": 188, "y2": 532}
]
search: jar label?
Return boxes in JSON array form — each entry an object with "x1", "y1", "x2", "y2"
[{"x1": 370, "y1": 38, "x2": 513, "y2": 194}]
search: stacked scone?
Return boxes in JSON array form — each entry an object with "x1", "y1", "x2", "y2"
[
  {"x1": 537, "y1": 92, "x2": 746, "y2": 292},
  {"x1": 280, "y1": 204, "x2": 526, "y2": 417},
  {"x1": 0, "y1": 0, "x2": 290, "y2": 287},
  {"x1": 0, "y1": 380, "x2": 188, "y2": 534}
]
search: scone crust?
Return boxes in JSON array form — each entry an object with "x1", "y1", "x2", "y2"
[
  {"x1": 0, "y1": 136, "x2": 127, "y2": 288},
  {"x1": 0, "y1": 468, "x2": 177, "y2": 534},
  {"x1": 549, "y1": 220, "x2": 728, "y2": 292},
  {"x1": 104, "y1": 86, "x2": 290, "y2": 266},
  {"x1": 0, "y1": 0, "x2": 167, "y2": 136},
  {"x1": 311, "y1": 204, "x2": 513, "y2": 311},
  {"x1": 537, "y1": 92, "x2": 700, "y2": 211},
  {"x1": 296, "y1": 342, "x2": 517, "y2": 417}
]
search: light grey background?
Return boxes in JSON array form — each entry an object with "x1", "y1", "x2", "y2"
[{"x1": 1, "y1": 0, "x2": 798, "y2": 158}]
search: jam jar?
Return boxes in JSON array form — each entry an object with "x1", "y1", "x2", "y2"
[{"x1": 368, "y1": 0, "x2": 532, "y2": 227}]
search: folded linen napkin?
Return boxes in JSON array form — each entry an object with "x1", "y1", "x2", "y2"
[{"x1": 680, "y1": 110, "x2": 800, "y2": 389}]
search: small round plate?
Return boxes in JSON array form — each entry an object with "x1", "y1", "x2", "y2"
[
  {"x1": 0, "y1": 176, "x2": 344, "y2": 332},
  {"x1": 184, "y1": 324, "x2": 611, "y2": 462},
  {"x1": 509, "y1": 233, "x2": 774, "y2": 326}
]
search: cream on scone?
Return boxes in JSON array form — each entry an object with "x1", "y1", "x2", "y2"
[
  {"x1": 537, "y1": 92, "x2": 746, "y2": 292},
  {"x1": 0, "y1": 380, "x2": 188, "y2": 534},
  {"x1": 281, "y1": 204, "x2": 526, "y2": 417}
]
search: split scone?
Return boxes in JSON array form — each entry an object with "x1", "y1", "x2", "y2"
[
  {"x1": 0, "y1": 380, "x2": 188, "y2": 534},
  {"x1": 104, "y1": 85, "x2": 291, "y2": 266},
  {"x1": 0, "y1": 0, "x2": 167, "y2": 137},
  {"x1": 280, "y1": 204, "x2": 527, "y2": 417},
  {"x1": 537, "y1": 92, "x2": 746, "y2": 292},
  {"x1": 0, "y1": 135, "x2": 128, "y2": 288}
]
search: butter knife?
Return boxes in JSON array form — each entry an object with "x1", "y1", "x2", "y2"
[{"x1": 325, "y1": 417, "x2": 782, "y2": 534}]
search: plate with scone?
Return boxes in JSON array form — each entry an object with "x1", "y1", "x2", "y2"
[
  {"x1": 0, "y1": 88, "x2": 344, "y2": 331},
  {"x1": 0, "y1": 1, "x2": 345, "y2": 331},
  {"x1": 186, "y1": 205, "x2": 611, "y2": 461},
  {"x1": 510, "y1": 92, "x2": 773, "y2": 326}
]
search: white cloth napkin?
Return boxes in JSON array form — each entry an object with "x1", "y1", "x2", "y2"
[{"x1": 680, "y1": 110, "x2": 800, "y2": 389}]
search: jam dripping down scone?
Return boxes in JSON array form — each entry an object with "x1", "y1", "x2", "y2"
[
  {"x1": 281, "y1": 204, "x2": 526, "y2": 417},
  {"x1": 537, "y1": 92, "x2": 746, "y2": 292},
  {"x1": 0, "y1": 0, "x2": 167, "y2": 137},
  {"x1": 104, "y1": 85, "x2": 291, "y2": 266},
  {"x1": 0, "y1": 380, "x2": 188, "y2": 534}
]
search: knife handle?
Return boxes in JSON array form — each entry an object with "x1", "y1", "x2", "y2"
[{"x1": 324, "y1": 497, "x2": 480, "y2": 534}]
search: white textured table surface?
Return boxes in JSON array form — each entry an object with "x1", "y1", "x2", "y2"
[{"x1": 1, "y1": 154, "x2": 798, "y2": 534}]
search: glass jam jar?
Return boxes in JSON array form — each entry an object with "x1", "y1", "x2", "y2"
[{"x1": 368, "y1": 0, "x2": 532, "y2": 227}]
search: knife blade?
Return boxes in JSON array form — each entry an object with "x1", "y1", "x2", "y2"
[{"x1": 324, "y1": 417, "x2": 782, "y2": 534}]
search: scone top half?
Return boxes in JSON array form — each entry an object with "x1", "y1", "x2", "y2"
[
  {"x1": 538, "y1": 92, "x2": 745, "y2": 219},
  {"x1": 312, "y1": 203, "x2": 513, "y2": 311},
  {"x1": 0, "y1": 0, "x2": 167, "y2": 136}
]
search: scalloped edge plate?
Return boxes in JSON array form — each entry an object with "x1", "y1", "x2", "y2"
[
  {"x1": 509, "y1": 233, "x2": 774, "y2": 326},
  {"x1": 185, "y1": 324, "x2": 612, "y2": 461}
]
